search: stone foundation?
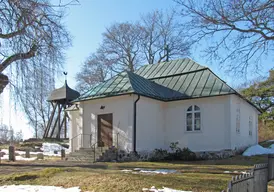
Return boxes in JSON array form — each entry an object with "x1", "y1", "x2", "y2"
[
  {"x1": 195, "y1": 150, "x2": 236, "y2": 160},
  {"x1": 97, "y1": 147, "x2": 239, "y2": 162}
]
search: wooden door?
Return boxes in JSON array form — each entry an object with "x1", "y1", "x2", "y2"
[{"x1": 97, "y1": 113, "x2": 113, "y2": 147}]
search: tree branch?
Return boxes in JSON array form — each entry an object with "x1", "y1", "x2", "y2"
[
  {"x1": 0, "y1": 44, "x2": 37, "y2": 72},
  {"x1": 0, "y1": 27, "x2": 26, "y2": 39}
]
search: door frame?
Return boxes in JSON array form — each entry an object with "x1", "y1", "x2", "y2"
[{"x1": 97, "y1": 113, "x2": 113, "y2": 147}]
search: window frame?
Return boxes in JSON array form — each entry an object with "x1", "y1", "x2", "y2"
[
  {"x1": 236, "y1": 107, "x2": 241, "y2": 134},
  {"x1": 186, "y1": 105, "x2": 201, "y2": 132},
  {"x1": 249, "y1": 116, "x2": 253, "y2": 136}
]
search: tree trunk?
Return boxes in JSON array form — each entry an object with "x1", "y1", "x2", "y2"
[{"x1": 0, "y1": 73, "x2": 9, "y2": 94}]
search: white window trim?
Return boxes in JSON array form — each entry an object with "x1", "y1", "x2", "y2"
[
  {"x1": 236, "y1": 107, "x2": 241, "y2": 134},
  {"x1": 249, "y1": 116, "x2": 253, "y2": 136},
  {"x1": 186, "y1": 105, "x2": 201, "y2": 132}
]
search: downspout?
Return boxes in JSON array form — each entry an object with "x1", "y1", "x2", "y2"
[{"x1": 133, "y1": 94, "x2": 140, "y2": 153}]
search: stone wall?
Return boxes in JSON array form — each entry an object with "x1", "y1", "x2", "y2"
[
  {"x1": 195, "y1": 150, "x2": 236, "y2": 160},
  {"x1": 97, "y1": 147, "x2": 239, "y2": 162}
]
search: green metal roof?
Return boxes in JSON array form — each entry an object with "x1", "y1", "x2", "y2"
[
  {"x1": 127, "y1": 71, "x2": 187, "y2": 101},
  {"x1": 76, "y1": 58, "x2": 235, "y2": 102}
]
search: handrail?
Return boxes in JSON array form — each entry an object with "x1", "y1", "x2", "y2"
[
  {"x1": 115, "y1": 132, "x2": 129, "y2": 146},
  {"x1": 70, "y1": 133, "x2": 93, "y2": 152},
  {"x1": 70, "y1": 133, "x2": 82, "y2": 141},
  {"x1": 91, "y1": 139, "x2": 103, "y2": 163},
  {"x1": 115, "y1": 132, "x2": 130, "y2": 161},
  {"x1": 89, "y1": 132, "x2": 130, "y2": 162}
]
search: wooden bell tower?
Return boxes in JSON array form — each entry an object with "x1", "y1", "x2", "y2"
[{"x1": 43, "y1": 73, "x2": 80, "y2": 139}]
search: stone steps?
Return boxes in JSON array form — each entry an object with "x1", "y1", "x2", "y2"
[
  {"x1": 66, "y1": 147, "x2": 110, "y2": 162},
  {"x1": 67, "y1": 156, "x2": 98, "y2": 162}
]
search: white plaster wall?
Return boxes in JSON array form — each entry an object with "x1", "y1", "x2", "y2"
[
  {"x1": 136, "y1": 96, "x2": 166, "y2": 151},
  {"x1": 230, "y1": 94, "x2": 259, "y2": 149},
  {"x1": 165, "y1": 95, "x2": 231, "y2": 152},
  {"x1": 69, "y1": 93, "x2": 259, "y2": 153},
  {"x1": 68, "y1": 107, "x2": 83, "y2": 152},
  {"x1": 82, "y1": 95, "x2": 134, "y2": 151}
]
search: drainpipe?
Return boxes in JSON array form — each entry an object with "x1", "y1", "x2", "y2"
[{"x1": 133, "y1": 94, "x2": 140, "y2": 153}]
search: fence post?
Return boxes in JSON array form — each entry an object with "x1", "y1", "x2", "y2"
[
  {"x1": 224, "y1": 161, "x2": 273, "y2": 192},
  {"x1": 268, "y1": 154, "x2": 274, "y2": 181},
  {"x1": 9, "y1": 146, "x2": 15, "y2": 161},
  {"x1": 61, "y1": 149, "x2": 65, "y2": 160},
  {"x1": 227, "y1": 180, "x2": 232, "y2": 192},
  {"x1": 254, "y1": 164, "x2": 268, "y2": 192},
  {"x1": 0, "y1": 149, "x2": 2, "y2": 164},
  {"x1": 116, "y1": 133, "x2": 119, "y2": 161},
  {"x1": 72, "y1": 138, "x2": 73, "y2": 153},
  {"x1": 228, "y1": 172, "x2": 254, "y2": 192},
  {"x1": 25, "y1": 149, "x2": 30, "y2": 158}
]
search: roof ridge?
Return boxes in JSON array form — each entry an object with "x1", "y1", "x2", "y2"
[
  {"x1": 137, "y1": 57, "x2": 203, "y2": 71},
  {"x1": 126, "y1": 71, "x2": 186, "y2": 100},
  {"x1": 77, "y1": 72, "x2": 128, "y2": 100},
  {"x1": 206, "y1": 68, "x2": 233, "y2": 91},
  {"x1": 136, "y1": 58, "x2": 183, "y2": 74},
  {"x1": 147, "y1": 68, "x2": 208, "y2": 80}
]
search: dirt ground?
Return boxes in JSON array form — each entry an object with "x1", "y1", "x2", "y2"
[{"x1": 0, "y1": 156, "x2": 273, "y2": 192}]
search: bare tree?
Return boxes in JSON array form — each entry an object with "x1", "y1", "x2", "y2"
[
  {"x1": 0, "y1": 124, "x2": 22, "y2": 143},
  {"x1": 0, "y1": 124, "x2": 9, "y2": 143},
  {"x1": 15, "y1": 66, "x2": 54, "y2": 138},
  {"x1": 0, "y1": 0, "x2": 74, "y2": 76},
  {"x1": 0, "y1": 0, "x2": 78, "y2": 136},
  {"x1": 100, "y1": 22, "x2": 144, "y2": 72},
  {"x1": 76, "y1": 9, "x2": 192, "y2": 91},
  {"x1": 76, "y1": 51, "x2": 112, "y2": 93},
  {"x1": 175, "y1": 0, "x2": 274, "y2": 74},
  {"x1": 0, "y1": 0, "x2": 78, "y2": 97},
  {"x1": 140, "y1": 10, "x2": 191, "y2": 64}
]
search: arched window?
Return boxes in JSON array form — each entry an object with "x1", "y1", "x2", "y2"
[{"x1": 186, "y1": 105, "x2": 201, "y2": 131}]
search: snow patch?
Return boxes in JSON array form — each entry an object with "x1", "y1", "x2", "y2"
[
  {"x1": 121, "y1": 168, "x2": 177, "y2": 175},
  {"x1": 0, "y1": 142, "x2": 69, "y2": 161},
  {"x1": 242, "y1": 144, "x2": 274, "y2": 156},
  {"x1": 0, "y1": 185, "x2": 80, "y2": 192},
  {"x1": 0, "y1": 155, "x2": 36, "y2": 161},
  {"x1": 139, "y1": 169, "x2": 177, "y2": 175},
  {"x1": 269, "y1": 144, "x2": 274, "y2": 149},
  {"x1": 143, "y1": 186, "x2": 191, "y2": 192},
  {"x1": 41, "y1": 143, "x2": 69, "y2": 156}
]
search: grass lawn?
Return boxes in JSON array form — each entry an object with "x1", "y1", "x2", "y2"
[{"x1": 0, "y1": 155, "x2": 273, "y2": 192}]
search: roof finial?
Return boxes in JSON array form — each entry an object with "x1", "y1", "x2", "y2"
[{"x1": 63, "y1": 72, "x2": 68, "y2": 83}]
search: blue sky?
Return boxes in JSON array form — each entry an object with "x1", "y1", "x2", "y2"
[
  {"x1": 60, "y1": 0, "x2": 271, "y2": 88},
  {"x1": 61, "y1": 0, "x2": 180, "y2": 87},
  {"x1": 2, "y1": 0, "x2": 272, "y2": 139}
]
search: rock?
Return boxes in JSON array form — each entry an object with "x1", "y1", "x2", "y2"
[
  {"x1": 37, "y1": 153, "x2": 44, "y2": 160},
  {"x1": 195, "y1": 149, "x2": 236, "y2": 160},
  {"x1": 25, "y1": 150, "x2": 30, "y2": 158},
  {"x1": 0, "y1": 151, "x2": 5, "y2": 157}
]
